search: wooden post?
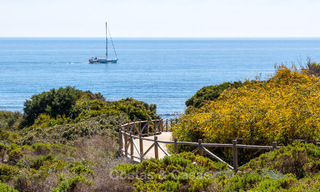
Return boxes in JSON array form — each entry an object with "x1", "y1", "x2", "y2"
[
  {"x1": 160, "y1": 119, "x2": 163, "y2": 133},
  {"x1": 139, "y1": 134, "x2": 144, "y2": 162},
  {"x1": 139, "y1": 119, "x2": 141, "y2": 134},
  {"x1": 130, "y1": 133, "x2": 134, "y2": 160},
  {"x1": 118, "y1": 126, "x2": 123, "y2": 154},
  {"x1": 174, "y1": 138, "x2": 178, "y2": 154},
  {"x1": 155, "y1": 120, "x2": 158, "y2": 134},
  {"x1": 272, "y1": 141, "x2": 277, "y2": 151},
  {"x1": 127, "y1": 122, "x2": 130, "y2": 135},
  {"x1": 233, "y1": 140, "x2": 238, "y2": 172},
  {"x1": 154, "y1": 136, "x2": 159, "y2": 159},
  {"x1": 132, "y1": 122, "x2": 136, "y2": 135},
  {"x1": 124, "y1": 128, "x2": 128, "y2": 158},
  {"x1": 166, "y1": 119, "x2": 168, "y2": 132},
  {"x1": 146, "y1": 120, "x2": 149, "y2": 136},
  {"x1": 198, "y1": 139, "x2": 203, "y2": 156}
]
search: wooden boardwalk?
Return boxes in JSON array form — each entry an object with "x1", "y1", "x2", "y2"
[
  {"x1": 132, "y1": 132, "x2": 172, "y2": 160},
  {"x1": 119, "y1": 119, "x2": 281, "y2": 171}
]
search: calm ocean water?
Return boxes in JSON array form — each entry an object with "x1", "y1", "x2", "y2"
[{"x1": 1, "y1": 38, "x2": 320, "y2": 116}]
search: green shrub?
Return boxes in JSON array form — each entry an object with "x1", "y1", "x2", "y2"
[
  {"x1": 51, "y1": 176, "x2": 93, "y2": 192},
  {"x1": 185, "y1": 81, "x2": 245, "y2": 111},
  {"x1": 248, "y1": 174, "x2": 296, "y2": 192},
  {"x1": 69, "y1": 160, "x2": 94, "y2": 175},
  {"x1": 30, "y1": 154, "x2": 55, "y2": 170},
  {"x1": 0, "y1": 183, "x2": 18, "y2": 192},
  {"x1": 0, "y1": 111, "x2": 22, "y2": 130},
  {"x1": 21, "y1": 86, "x2": 83, "y2": 127},
  {"x1": 242, "y1": 142, "x2": 320, "y2": 179},
  {"x1": 113, "y1": 152, "x2": 227, "y2": 192},
  {"x1": 0, "y1": 143, "x2": 8, "y2": 151},
  {"x1": 0, "y1": 164, "x2": 18, "y2": 182},
  {"x1": 301, "y1": 60, "x2": 320, "y2": 77}
]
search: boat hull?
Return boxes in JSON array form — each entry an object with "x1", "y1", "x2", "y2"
[{"x1": 89, "y1": 58, "x2": 118, "y2": 64}]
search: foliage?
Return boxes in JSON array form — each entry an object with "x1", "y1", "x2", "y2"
[
  {"x1": 174, "y1": 66, "x2": 320, "y2": 148},
  {"x1": 51, "y1": 176, "x2": 93, "y2": 192},
  {"x1": 73, "y1": 97, "x2": 159, "y2": 122},
  {"x1": 68, "y1": 160, "x2": 94, "y2": 176},
  {"x1": 113, "y1": 152, "x2": 227, "y2": 192},
  {"x1": 0, "y1": 183, "x2": 18, "y2": 192},
  {"x1": 0, "y1": 111, "x2": 22, "y2": 130},
  {"x1": 185, "y1": 81, "x2": 245, "y2": 112},
  {"x1": 242, "y1": 141, "x2": 320, "y2": 179},
  {"x1": 21, "y1": 86, "x2": 83, "y2": 127},
  {"x1": 0, "y1": 111, "x2": 22, "y2": 145},
  {"x1": 30, "y1": 154, "x2": 56, "y2": 170},
  {"x1": 0, "y1": 87, "x2": 160, "y2": 191},
  {"x1": 0, "y1": 164, "x2": 19, "y2": 182},
  {"x1": 301, "y1": 60, "x2": 320, "y2": 77},
  {"x1": 204, "y1": 143, "x2": 320, "y2": 191}
]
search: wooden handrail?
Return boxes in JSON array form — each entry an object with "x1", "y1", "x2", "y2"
[{"x1": 119, "y1": 119, "x2": 281, "y2": 172}]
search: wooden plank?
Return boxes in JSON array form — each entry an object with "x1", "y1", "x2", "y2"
[
  {"x1": 272, "y1": 141, "x2": 277, "y2": 151},
  {"x1": 154, "y1": 136, "x2": 159, "y2": 159},
  {"x1": 139, "y1": 134, "x2": 144, "y2": 162},
  {"x1": 134, "y1": 124, "x2": 140, "y2": 135},
  {"x1": 156, "y1": 142, "x2": 170, "y2": 156},
  {"x1": 237, "y1": 144, "x2": 273, "y2": 150},
  {"x1": 129, "y1": 123, "x2": 135, "y2": 133},
  {"x1": 166, "y1": 119, "x2": 168, "y2": 132},
  {"x1": 176, "y1": 141, "x2": 198, "y2": 146},
  {"x1": 198, "y1": 139, "x2": 203, "y2": 156},
  {"x1": 141, "y1": 122, "x2": 148, "y2": 133},
  {"x1": 174, "y1": 138, "x2": 178, "y2": 154},
  {"x1": 201, "y1": 146, "x2": 233, "y2": 170},
  {"x1": 155, "y1": 140, "x2": 174, "y2": 144},
  {"x1": 118, "y1": 127, "x2": 123, "y2": 155},
  {"x1": 131, "y1": 137, "x2": 140, "y2": 157},
  {"x1": 191, "y1": 147, "x2": 199, "y2": 154},
  {"x1": 202, "y1": 143, "x2": 233, "y2": 148},
  {"x1": 233, "y1": 140, "x2": 238, "y2": 172},
  {"x1": 124, "y1": 128, "x2": 128, "y2": 158},
  {"x1": 142, "y1": 143, "x2": 155, "y2": 158},
  {"x1": 130, "y1": 133, "x2": 134, "y2": 160}
]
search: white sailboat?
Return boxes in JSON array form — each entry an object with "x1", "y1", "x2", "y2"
[{"x1": 89, "y1": 22, "x2": 118, "y2": 63}]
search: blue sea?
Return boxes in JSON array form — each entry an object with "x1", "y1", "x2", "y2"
[{"x1": 1, "y1": 38, "x2": 320, "y2": 117}]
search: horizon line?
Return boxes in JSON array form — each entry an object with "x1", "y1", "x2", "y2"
[{"x1": 1, "y1": 36, "x2": 320, "y2": 39}]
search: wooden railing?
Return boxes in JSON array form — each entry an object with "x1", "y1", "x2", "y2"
[{"x1": 119, "y1": 119, "x2": 281, "y2": 172}]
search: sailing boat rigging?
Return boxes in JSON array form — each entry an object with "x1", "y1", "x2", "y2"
[{"x1": 89, "y1": 22, "x2": 118, "y2": 63}]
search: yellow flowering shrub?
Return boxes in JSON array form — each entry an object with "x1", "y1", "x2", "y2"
[{"x1": 173, "y1": 66, "x2": 320, "y2": 145}]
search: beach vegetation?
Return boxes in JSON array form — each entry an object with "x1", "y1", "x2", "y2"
[
  {"x1": 172, "y1": 65, "x2": 320, "y2": 165},
  {"x1": 0, "y1": 87, "x2": 158, "y2": 191}
]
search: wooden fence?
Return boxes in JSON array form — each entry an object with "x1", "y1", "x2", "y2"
[{"x1": 119, "y1": 119, "x2": 281, "y2": 172}]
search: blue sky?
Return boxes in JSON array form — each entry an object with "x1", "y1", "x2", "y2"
[{"x1": 0, "y1": 0, "x2": 319, "y2": 37}]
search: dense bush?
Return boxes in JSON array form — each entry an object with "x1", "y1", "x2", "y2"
[
  {"x1": 301, "y1": 60, "x2": 320, "y2": 77},
  {"x1": 185, "y1": 81, "x2": 245, "y2": 111},
  {"x1": 0, "y1": 183, "x2": 18, "y2": 192},
  {"x1": 174, "y1": 66, "x2": 320, "y2": 147},
  {"x1": 114, "y1": 143, "x2": 320, "y2": 191},
  {"x1": 242, "y1": 141, "x2": 320, "y2": 179},
  {"x1": 0, "y1": 164, "x2": 19, "y2": 182},
  {"x1": 113, "y1": 152, "x2": 227, "y2": 192},
  {"x1": 16, "y1": 87, "x2": 159, "y2": 145},
  {"x1": 0, "y1": 111, "x2": 22, "y2": 130},
  {"x1": 0, "y1": 87, "x2": 159, "y2": 191},
  {"x1": 21, "y1": 86, "x2": 83, "y2": 127}
]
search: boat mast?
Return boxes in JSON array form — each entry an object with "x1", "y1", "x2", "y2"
[{"x1": 105, "y1": 22, "x2": 108, "y2": 59}]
